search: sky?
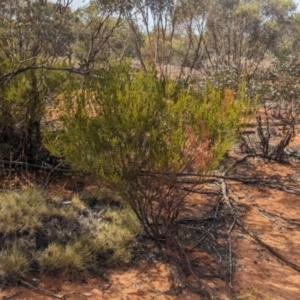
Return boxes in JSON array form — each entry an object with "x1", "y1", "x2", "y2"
[
  {"x1": 69, "y1": 0, "x2": 89, "y2": 9},
  {"x1": 295, "y1": 0, "x2": 300, "y2": 10},
  {"x1": 70, "y1": 0, "x2": 300, "y2": 11}
]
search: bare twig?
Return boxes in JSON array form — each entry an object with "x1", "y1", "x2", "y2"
[
  {"x1": 0, "y1": 160, "x2": 73, "y2": 173},
  {"x1": 178, "y1": 224, "x2": 216, "y2": 240},
  {"x1": 236, "y1": 221, "x2": 300, "y2": 274},
  {"x1": 0, "y1": 65, "x2": 89, "y2": 83},
  {"x1": 175, "y1": 174, "x2": 300, "y2": 195},
  {"x1": 20, "y1": 280, "x2": 74, "y2": 300},
  {"x1": 2, "y1": 291, "x2": 22, "y2": 300},
  {"x1": 219, "y1": 179, "x2": 233, "y2": 209},
  {"x1": 227, "y1": 219, "x2": 236, "y2": 289}
]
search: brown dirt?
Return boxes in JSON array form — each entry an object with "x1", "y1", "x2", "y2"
[
  {"x1": 1, "y1": 117, "x2": 300, "y2": 299},
  {"x1": 0, "y1": 264, "x2": 200, "y2": 300}
]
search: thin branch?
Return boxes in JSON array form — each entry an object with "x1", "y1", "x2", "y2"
[
  {"x1": 20, "y1": 280, "x2": 74, "y2": 299},
  {"x1": 219, "y1": 179, "x2": 233, "y2": 209},
  {"x1": 0, "y1": 160, "x2": 73, "y2": 173},
  {"x1": 227, "y1": 219, "x2": 236, "y2": 289},
  {"x1": 0, "y1": 65, "x2": 89, "y2": 83},
  {"x1": 2, "y1": 291, "x2": 22, "y2": 300},
  {"x1": 236, "y1": 220, "x2": 300, "y2": 274}
]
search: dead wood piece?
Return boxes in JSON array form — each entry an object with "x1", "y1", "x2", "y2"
[
  {"x1": 0, "y1": 160, "x2": 72, "y2": 173},
  {"x1": 219, "y1": 179, "x2": 233, "y2": 209},
  {"x1": 2, "y1": 291, "x2": 22, "y2": 300},
  {"x1": 250, "y1": 206, "x2": 296, "y2": 229},
  {"x1": 177, "y1": 215, "x2": 227, "y2": 225},
  {"x1": 177, "y1": 185, "x2": 220, "y2": 196},
  {"x1": 227, "y1": 219, "x2": 236, "y2": 289},
  {"x1": 229, "y1": 193, "x2": 300, "y2": 227},
  {"x1": 236, "y1": 221, "x2": 300, "y2": 274},
  {"x1": 229, "y1": 154, "x2": 257, "y2": 170},
  {"x1": 20, "y1": 280, "x2": 74, "y2": 299}
]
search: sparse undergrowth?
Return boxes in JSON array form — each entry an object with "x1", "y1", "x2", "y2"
[{"x1": 0, "y1": 187, "x2": 140, "y2": 285}]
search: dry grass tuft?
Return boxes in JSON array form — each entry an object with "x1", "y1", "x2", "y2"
[
  {"x1": 0, "y1": 244, "x2": 30, "y2": 278},
  {"x1": 0, "y1": 189, "x2": 47, "y2": 235},
  {"x1": 94, "y1": 207, "x2": 141, "y2": 265},
  {"x1": 40, "y1": 240, "x2": 94, "y2": 279},
  {"x1": 0, "y1": 187, "x2": 140, "y2": 280}
]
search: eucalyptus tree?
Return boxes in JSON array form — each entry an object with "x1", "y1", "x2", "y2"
[{"x1": 109, "y1": 0, "x2": 299, "y2": 76}]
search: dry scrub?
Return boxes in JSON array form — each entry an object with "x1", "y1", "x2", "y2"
[{"x1": 0, "y1": 188, "x2": 140, "y2": 285}]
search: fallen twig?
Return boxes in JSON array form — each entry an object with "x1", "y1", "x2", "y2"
[
  {"x1": 0, "y1": 160, "x2": 73, "y2": 173},
  {"x1": 177, "y1": 215, "x2": 227, "y2": 225},
  {"x1": 236, "y1": 221, "x2": 300, "y2": 273},
  {"x1": 229, "y1": 193, "x2": 300, "y2": 227},
  {"x1": 2, "y1": 291, "x2": 22, "y2": 300},
  {"x1": 20, "y1": 280, "x2": 74, "y2": 299},
  {"x1": 177, "y1": 175, "x2": 300, "y2": 195},
  {"x1": 227, "y1": 219, "x2": 236, "y2": 289},
  {"x1": 219, "y1": 179, "x2": 233, "y2": 209},
  {"x1": 250, "y1": 206, "x2": 296, "y2": 229}
]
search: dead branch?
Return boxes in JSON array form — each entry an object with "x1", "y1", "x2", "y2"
[
  {"x1": 20, "y1": 280, "x2": 74, "y2": 300},
  {"x1": 0, "y1": 160, "x2": 73, "y2": 173},
  {"x1": 229, "y1": 194, "x2": 300, "y2": 228},
  {"x1": 2, "y1": 291, "x2": 22, "y2": 300},
  {"x1": 175, "y1": 174, "x2": 300, "y2": 195},
  {"x1": 227, "y1": 219, "x2": 236, "y2": 289},
  {"x1": 0, "y1": 65, "x2": 89, "y2": 83},
  {"x1": 236, "y1": 221, "x2": 300, "y2": 274},
  {"x1": 177, "y1": 215, "x2": 228, "y2": 225},
  {"x1": 219, "y1": 179, "x2": 233, "y2": 209},
  {"x1": 252, "y1": 207, "x2": 300, "y2": 227}
]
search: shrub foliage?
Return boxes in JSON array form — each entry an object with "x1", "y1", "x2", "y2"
[{"x1": 44, "y1": 64, "x2": 251, "y2": 241}]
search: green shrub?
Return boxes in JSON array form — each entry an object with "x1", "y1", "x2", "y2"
[{"x1": 44, "y1": 63, "x2": 251, "y2": 240}]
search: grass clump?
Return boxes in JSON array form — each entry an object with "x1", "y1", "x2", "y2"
[
  {"x1": 94, "y1": 207, "x2": 141, "y2": 265},
  {"x1": 40, "y1": 206, "x2": 140, "y2": 277},
  {"x1": 40, "y1": 240, "x2": 94, "y2": 279},
  {"x1": 0, "y1": 189, "x2": 85, "y2": 236},
  {"x1": 70, "y1": 194, "x2": 86, "y2": 211},
  {"x1": 0, "y1": 186, "x2": 140, "y2": 280},
  {"x1": 0, "y1": 189, "x2": 48, "y2": 235},
  {"x1": 0, "y1": 244, "x2": 30, "y2": 278},
  {"x1": 103, "y1": 207, "x2": 141, "y2": 235}
]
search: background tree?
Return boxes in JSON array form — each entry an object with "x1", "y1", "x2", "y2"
[
  {"x1": 0, "y1": 0, "x2": 122, "y2": 162},
  {"x1": 1, "y1": 0, "x2": 300, "y2": 167}
]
